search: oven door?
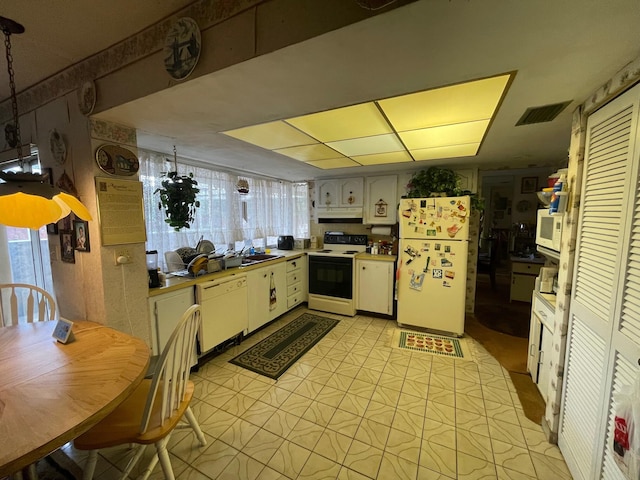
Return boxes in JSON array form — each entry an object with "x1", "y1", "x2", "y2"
[{"x1": 308, "y1": 255, "x2": 353, "y2": 299}]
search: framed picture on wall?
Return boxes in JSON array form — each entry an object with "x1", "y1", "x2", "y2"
[
  {"x1": 73, "y1": 220, "x2": 90, "y2": 252},
  {"x1": 60, "y1": 231, "x2": 75, "y2": 263},
  {"x1": 521, "y1": 177, "x2": 538, "y2": 194}
]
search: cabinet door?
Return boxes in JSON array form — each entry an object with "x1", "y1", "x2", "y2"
[
  {"x1": 510, "y1": 273, "x2": 537, "y2": 302},
  {"x1": 537, "y1": 325, "x2": 553, "y2": 400},
  {"x1": 247, "y1": 267, "x2": 269, "y2": 333},
  {"x1": 364, "y1": 175, "x2": 398, "y2": 225},
  {"x1": 269, "y1": 262, "x2": 288, "y2": 320},
  {"x1": 340, "y1": 178, "x2": 364, "y2": 207},
  {"x1": 149, "y1": 288, "x2": 194, "y2": 355},
  {"x1": 317, "y1": 180, "x2": 339, "y2": 207},
  {"x1": 527, "y1": 313, "x2": 542, "y2": 382},
  {"x1": 357, "y1": 260, "x2": 393, "y2": 315}
]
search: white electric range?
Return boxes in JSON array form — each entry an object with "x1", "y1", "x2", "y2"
[{"x1": 307, "y1": 233, "x2": 367, "y2": 316}]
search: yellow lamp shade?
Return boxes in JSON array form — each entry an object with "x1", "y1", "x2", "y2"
[
  {"x1": 0, "y1": 175, "x2": 92, "y2": 229},
  {"x1": 0, "y1": 192, "x2": 65, "y2": 229}
]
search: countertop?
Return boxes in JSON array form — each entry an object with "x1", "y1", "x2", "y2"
[
  {"x1": 510, "y1": 255, "x2": 546, "y2": 265},
  {"x1": 149, "y1": 250, "x2": 307, "y2": 297},
  {"x1": 150, "y1": 249, "x2": 398, "y2": 296}
]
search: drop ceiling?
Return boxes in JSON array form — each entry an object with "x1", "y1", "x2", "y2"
[{"x1": 5, "y1": 0, "x2": 640, "y2": 181}]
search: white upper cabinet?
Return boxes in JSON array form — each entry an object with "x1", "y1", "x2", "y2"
[
  {"x1": 363, "y1": 175, "x2": 398, "y2": 225},
  {"x1": 316, "y1": 177, "x2": 363, "y2": 208}
]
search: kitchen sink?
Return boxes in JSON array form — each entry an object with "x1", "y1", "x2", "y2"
[{"x1": 240, "y1": 254, "x2": 283, "y2": 266}]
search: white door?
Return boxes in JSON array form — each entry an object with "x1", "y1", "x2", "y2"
[
  {"x1": 397, "y1": 238, "x2": 468, "y2": 335},
  {"x1": 558, "y1": 84, "x2": 640, "y2": 479}
]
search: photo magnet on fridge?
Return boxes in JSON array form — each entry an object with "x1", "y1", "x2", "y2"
[{"x1": 433, "y1": 269, "x2": 443, "y2": 279}]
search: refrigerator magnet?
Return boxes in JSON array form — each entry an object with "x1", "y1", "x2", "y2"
[
  {"x1": 410, "y1": 272, "x2": 425, "y2": 290},
  {"x1": 445, "y1": 245, "x2": 451, "y2": 253},
  {"x1": 445, "y1": 270, "x2": 455, "y2": 279},
  {"x1": 432, "y1": 269, "x2": 443, "y2": 279},
  {"x1": 441, "y1": 259, "x2": 452, "y2": 267},
  {"x1": 443, "y1": 281, "x2": 452, "y2": 288},
  {"x1": 435, "y1": 243, "x2": 441, "y2": 250},
  {"x1": 427, "y1": 229, "x2": 436, "y2": 236}
]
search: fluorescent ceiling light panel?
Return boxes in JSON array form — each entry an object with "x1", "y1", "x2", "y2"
[
  {"x1": 352, "y1": 151, "x2": 414, "y2": 165},
  {"x1": 274, "y1": 144, "x2": 344, "y2": 162},
  {"x1": 411, "y1": 143, "x2": 480, "y2": 161},
  {"x1": 327, "y1": 134, "x2": 404, "y2": 157},
  {"x1": 286, "y1": 103, "x2": 392, "y2": 142},
  {"x1": 378, "y1": 74, "x2": 510, "y2": 131},
  {"x1": 399, "y1": 119, "x2": 490, "y2": 150},
  {"x1": 222, "y1": 120, "x2": 317, "y2": 150},
  {"x1": 306, "y1": 158, "x2": 360, "y2": 169}
]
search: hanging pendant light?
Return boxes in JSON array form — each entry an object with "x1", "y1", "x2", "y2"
[{"x1": 0, "y1": 16, "x2": 92, "y2": 229}]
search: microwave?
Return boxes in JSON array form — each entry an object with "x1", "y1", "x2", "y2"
[{"x1": 536, "y1": 209, "x2": 563, "y2": 252}]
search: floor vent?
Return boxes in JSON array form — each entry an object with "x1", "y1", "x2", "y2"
[{"x1": 516, "y1": 101, "x2": 572, "y2": 126}]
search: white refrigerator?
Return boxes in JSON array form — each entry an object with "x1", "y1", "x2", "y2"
[{"x1": 396, "y1": 196, "x2": 470, "y2": 336}]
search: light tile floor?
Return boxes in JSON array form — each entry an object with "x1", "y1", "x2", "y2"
[{"x1": 63, "y1": 307, "x2": 573, "y2": 479}]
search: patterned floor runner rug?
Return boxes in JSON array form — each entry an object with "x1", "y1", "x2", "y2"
[
  {"x1": 230, "y1": 313, "x2": 339, "y2": 379},
  {"x1": 391, "y1": 329, "x2": 473, "y2": 360}
]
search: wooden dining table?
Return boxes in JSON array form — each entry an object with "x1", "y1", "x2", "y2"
[{"x1": 0, "y1": 320, "x2": 149, "y2": 476}]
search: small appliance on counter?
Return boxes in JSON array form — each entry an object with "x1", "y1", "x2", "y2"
[
  {"x1": 277, "y1": 235, "x2": 294, "y2": 250},
  {"x1": 146, "y1": 250, "x2": 161, "y2": 288}
]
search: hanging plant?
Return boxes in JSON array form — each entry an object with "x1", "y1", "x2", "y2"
[
  {"x1": 154, "y1": 146, "x2": 200, "y2": 231},
  {"x1": 405, "y1": 167, "x2": 485, "y2": 212}
]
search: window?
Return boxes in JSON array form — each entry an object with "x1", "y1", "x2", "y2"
[
  {"x1": 140, "y1": 150, "x2": 309, "y2": 268},
  {"x1": 0, "y1": 152, "x2": 56, "y2": 306}
]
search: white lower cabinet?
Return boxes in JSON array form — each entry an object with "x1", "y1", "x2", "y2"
[
  {"x1": 286, "y1": 256, "x2": 307, "y2": 309},
  {"x1": 247, "y1": 262, "x2": 287, "y2": 333},
  {"x1": 148, "y1": 287, "x2": 195, "y2": 355},
  {"x1": 528, "y1": 291, "x2": 555, "y2": 400},
  {"x1": 356, "y1": 259, "x2": 394, "y2": 315}
]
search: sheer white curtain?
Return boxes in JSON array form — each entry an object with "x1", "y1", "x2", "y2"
[
  {"x1": 140, "y1": 150, "x2": 309, "y2": 264},
  {"x1": 140, "y1": 150, "x2": 244, "y2": 256}
]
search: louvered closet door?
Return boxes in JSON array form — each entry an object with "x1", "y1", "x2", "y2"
[{"x1": 558, "y1": 84, "x2": 640, "y2": 480}]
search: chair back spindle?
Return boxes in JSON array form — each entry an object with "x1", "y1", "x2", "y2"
[{"x1": 0, "y1": 283, "x2": 56, "y2": 326}]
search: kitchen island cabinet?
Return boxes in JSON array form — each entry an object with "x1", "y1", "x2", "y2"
[
  {"x1": 528, "y1": 291, "x2": 555, "y2": 400},
  {"x1": 247, "y1": 261, "x2": 287, "y2": 333},
  {"x1": 356, "y1": 256, "x2": 395, "y2": 316},
  {"x1": 510, "y1": 257, "x2": 544, "y2": 302}
]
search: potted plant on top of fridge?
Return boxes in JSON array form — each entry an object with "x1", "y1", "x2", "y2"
[{"x1": 405, "y1": 167, "x2": 484, "y2": 212}]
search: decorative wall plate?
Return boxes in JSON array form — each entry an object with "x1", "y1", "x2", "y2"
[
  {"x1": 95, "y1": 144, "x2": 139, "y2": 176},
  {"x1": 49, "y1": 129, "x2": 67, "y2": 165},
  {"x1": 77, "y1": 80, "x2": 97, "y2": 115},
  {"x1": 163, "y1": 17, "x2": 201, "y2": 80}
]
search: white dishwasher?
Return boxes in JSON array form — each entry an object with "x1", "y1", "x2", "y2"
[{"x1": 196, "y1": 275, "x2": 248, "y2": 354}]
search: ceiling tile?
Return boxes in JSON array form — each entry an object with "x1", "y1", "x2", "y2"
[
  {"x1": 411, "y1": 143, "x2": 480, "y2": 161},
  {"x1": 378, "y1": 74, "x2": 511, "y2": 131},
  {"x1": 351, "y1": 150, "x2": 414, "y2": 165},
  {"x1": 274, "y1": 143, "x2": 344, "y2": 161},
  {"x1": 399, "y1": 119, "x2": 490, "y2": 150},
  {"x1": 286, "y1": 102, "x2": 392, "y2": 142},
  {"x1": 326, "y1": 133, "x2": 404, "y2": 157},
  {"x1": 222, "y1": 120, "x2": 317, "y2": 150},
  {"x1": 306, "y1": 158, "x2": 360, "y2": 169}
]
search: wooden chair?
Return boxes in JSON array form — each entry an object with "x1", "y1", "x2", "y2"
[
  {"x1": 74, "y1": 304, "x2": 207, "y2": 480},
  {"x1": 0, "y1": 283, "x2": 56, "y2": 326}
]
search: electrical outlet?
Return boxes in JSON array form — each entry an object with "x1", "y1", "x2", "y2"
[{"x1": 115, "y1": 249, "x2": 131, "y2": 265}]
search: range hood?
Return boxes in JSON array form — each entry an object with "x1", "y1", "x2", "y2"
[{"x1": 316, "y1": 206, "x2": 363, "y2": 224}]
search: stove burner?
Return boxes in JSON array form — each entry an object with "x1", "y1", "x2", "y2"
[
  {"x1": 343, "y1": 250, "x2": 359, "y2": 254},
  {"x1": 317, "y1": 249, "x2": 333, "y2": 253}
]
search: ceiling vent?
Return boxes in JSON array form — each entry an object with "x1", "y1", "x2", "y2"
[{"x1": 516, "y1": 101, "x2": 572, "y2": 126}]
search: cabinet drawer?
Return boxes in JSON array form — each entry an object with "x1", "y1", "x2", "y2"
[
  {"x1": 287, "y1": 272, "x2": 302, "y2": 284},
  {"x1": 532, "y1": 293, "x2": 554, "y2": 328},
  {"x1": 287, "y1": 294, "x2": 302, "y2": 309},
  {"x1": 287, "y1": 283, "x2": 302, "y2": 297},
  {"x1": 512, "y1": 262, "x2": 543, "y2": 275},
  {"x1": 286, "y1": 258, "x2": 302, "y2": 273}
]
